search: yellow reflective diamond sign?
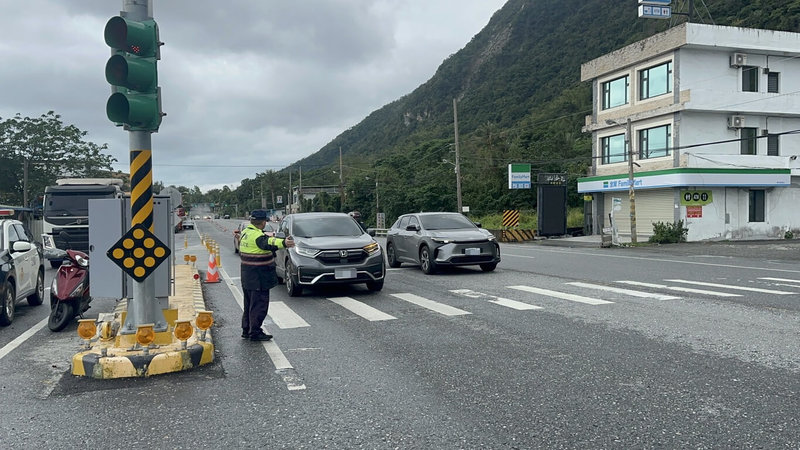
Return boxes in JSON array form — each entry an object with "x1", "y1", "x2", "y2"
[{"x1": 107, "y1": 223, "x2": 171, "y2": 282}]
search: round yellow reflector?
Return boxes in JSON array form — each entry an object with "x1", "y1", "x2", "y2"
[
  {"x1": 134, "y1": 266, "x2": 145, "y2": 278},
  {"x1": 195, "y1": 311, "x2": 214, "y2": 330},
  {"x1": 154, "y1": 247, "x2": 166, "y2": 258},
  {"x1": 133, "y1": 248, "x2": 145, "y2": 258},
  {"x1": 112, "y1": 248, "x2": 125, "y2": 259},
  {"x1": 133, "y1": 228, "x2": 145, "y2": 239},
  {"x1": 144, "y1": 257, "x2": 155, "y2": 267},
  {"x1": 184, "y1": 254, "x2": 190, "y2": 262},
  {"x1": 123, "y1": 238, "x2": 134, "y2": 249},
  {"x1": 77, "y1": 319, "x2": 97, "y2": 340},
  {"x1": 123, "y1": 257, "x2": 135, "y2": 268},
  {"x1": 143, "y1": 237, "x2": 155, "y2": 248},
  {"x1": 135, "y1": 324, "x2": 155, "y2": 346},
  {"x1": 174, "y1": 321, "x2": 193, "y2": 341},
  {"x1": 190, "y1": 255, "x2": 197, "y2": 262}
]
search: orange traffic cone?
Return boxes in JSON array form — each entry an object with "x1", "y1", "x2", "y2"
[{"x1": 205, "y1": 252, "x2": 220, "y2": 283}]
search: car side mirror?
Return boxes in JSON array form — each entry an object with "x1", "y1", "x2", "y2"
[
  {"x1": 473, "y1": 222, "x2": 482, "y2": 228},
  {"x1": 367, "y1": 228, "x2": 376, "y2": 237},
  {"x1": 12, "y1": 241, "x2": 33, "y2": 253},
  {"x1": 406, "y1": 224, "x2": 420, "y2": 232}
]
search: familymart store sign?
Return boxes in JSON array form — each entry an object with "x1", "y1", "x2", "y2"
[{"x1": 577, "y1": 168, "x2": 790, "y2": 193}]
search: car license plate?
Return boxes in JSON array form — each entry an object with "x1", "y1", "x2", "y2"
[
  {"x1": 465, "y1": 247, "x2": 480, "y2": 255},
  {"x1": 335, "y1": 268, "x2": 357, "y2": 279}
]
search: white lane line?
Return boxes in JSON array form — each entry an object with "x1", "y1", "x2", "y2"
[
  {"x1": 567, "y1": 282, "x2": 680, "y2": 301},
  {"x1": 219, "y1": 266, "x2": 305, "y2": 391},
  {"x1": 508, "y1": 285, "x2": 613, "y2": 305},
  {"x1": 390, "y1": 293, "x2": 472, "y2": 316},
  {"x1": 665, "y1": 279, "x2": 798, "y2": 295},
  {"x1": 269, "y1": 301, "x2": 310, "y2": 329},
  {"x1": 450, "y1": 289, "x2": 542, "y2": 310},
  {"x1": 758, "y1": 277, "x2": 800, "y2": 284},
  {"x1": 328, "y1": 297, "x2": 397, "y2": 321},
  {"x1": 0, "y1": 317, "x2": 48, "y2": 361},
  {"x1": 617, "y1": 280, "x2": 741, "y2": 297},
  {"x1": 502, "y1": 250, "x2": 800, "y2": 274}
]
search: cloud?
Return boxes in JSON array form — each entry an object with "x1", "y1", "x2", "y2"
[{"x1": 0, "y1": 0, "x2": 505, "y2": 191}]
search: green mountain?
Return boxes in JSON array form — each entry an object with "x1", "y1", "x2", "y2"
[{"x1": 273, "y1": 0, "x2": 800, "y2": 224}]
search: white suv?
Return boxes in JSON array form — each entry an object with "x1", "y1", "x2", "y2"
[{"x1": 1, "y1": 219, "x2": 45, "y2": 325}]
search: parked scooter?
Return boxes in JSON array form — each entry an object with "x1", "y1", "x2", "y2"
[{"x1": 48, "y1": 249, "x2": 91, "y2": 331}]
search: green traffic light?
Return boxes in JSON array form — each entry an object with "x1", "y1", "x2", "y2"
[
  {"x1": 107, "y1": 92, "x2": 161, "y2": 131},
  {"x1": 104, "y1": 15, "x2": 162, "y2": 131},
  {"x1": 105, "y1": 54, "x2": 156, "y2": 92},
  {"x1": 104, "y1": 16, "x2": 158, "y2": 57}
]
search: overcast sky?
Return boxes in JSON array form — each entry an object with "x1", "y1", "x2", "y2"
[{"x1": 1, "y1": 0, "x2": 506, "y2": 192}]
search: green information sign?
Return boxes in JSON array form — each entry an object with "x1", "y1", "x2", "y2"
[{"x1": 680, "y1": 190, "x2": 713, "y2": 206}]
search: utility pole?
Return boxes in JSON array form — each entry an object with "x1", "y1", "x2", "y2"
[
  {"x1": 339, "y1": 147, "x2": 344, "y2": 211},
  {"x1": 298, "y1": 166, "x2": 303, "y2": 213},
  {"x1": 626, "y1": 118, "x2": 638, "y2": 244},
  {"x1": 23, "y1": 158, "x2": 29, "y2": 208},
  {"x1": 452, "y1": 98, "x2": 463, "y2": 214}
]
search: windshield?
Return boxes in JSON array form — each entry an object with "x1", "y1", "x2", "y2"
[
  {"x1": 292, "y1": 216, "x2": 363, "y2": 238},
  {"x1": 419, "y1": 214, "x2": 476, "y2": 230},
  {"x1": 44, "y1": 193, "x2": 108, "y2": 217}
]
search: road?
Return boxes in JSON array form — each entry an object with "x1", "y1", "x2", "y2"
[{"x1": 0, "y1": 218, "x2": 798, "y2": 448}]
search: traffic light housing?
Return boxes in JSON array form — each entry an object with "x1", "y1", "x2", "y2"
[{"x1": 104, "y1": 16, "x2": 162, "y2": 131}]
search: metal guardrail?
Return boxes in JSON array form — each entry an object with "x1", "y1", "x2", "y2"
[{"x1": 371, "y1": 228, "x2": 388, "y2": 237}]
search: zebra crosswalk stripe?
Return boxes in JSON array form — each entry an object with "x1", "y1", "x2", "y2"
[
  {"x1": 567, "y1": 282, "x2": 680, "y2": 300},
  {"x1": 390, "y1": 293, "x2": 472, "y2": 316},
  {"x1": 664, "y1": 279, "x2": 798, "y2": 295},
  {"x1": 617, "y1": 280, "x2": 741, "y2": 297},
  {"x1": 269, "y1": 301, "x2": 310, "y2": 329},
  {"x1": 328, "y1": 297, "x2": 397, "y2": 321},
  {"x1": 450, "y1": 289, "x2": 542, "y2": 310},
  {"x1": 508, "y1": 285, "x2": 613, "y2": 305}
]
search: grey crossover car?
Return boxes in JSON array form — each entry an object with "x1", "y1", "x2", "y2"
[
  {"x1": 385, "y1": 212, "x2": 500, "y2": 274},
  {"x1": 275, "y1": 212, "x2": 385, "y2": 296}
]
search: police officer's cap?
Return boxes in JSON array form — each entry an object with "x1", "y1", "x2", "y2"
[{"x1": 250, "y1": 210, "x2": 268, "y2": 220}]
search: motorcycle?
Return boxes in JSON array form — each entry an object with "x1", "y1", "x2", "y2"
[{"x1": 48, "y1": 249, "x2": 91, "y2": 331}]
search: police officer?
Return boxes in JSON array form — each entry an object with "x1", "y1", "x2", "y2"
[
  {"x1": 239, "y1": 210, "x2": 294, "y2": 341},
  {"x1": 349, "y1": 211, "x2": 367, "y2": 232}
]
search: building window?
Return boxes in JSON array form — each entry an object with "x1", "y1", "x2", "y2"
[
  {"x1": 742, "y1": 66, "x2": 759, "y2": 92},
  {"x1": 740, "y1": 128, "x2": 758, "y2": 155},
  {"x1": 749, "y1": 190, "x2": 765, "y2": 222},
  {"x1": 767, "y1": 72, "x2": 779, "y2": 93},
  {"x1": 601, "y1": 134, "x2": 627, "y2": 164},
  {"x1": 638, "y1": 124, "x2": 671, "y2": 159},
  {"x1": 767, "y1": 133, "x2": 779, "y2": 156},
  {"x1": 639, "y1": 61, "x2": 672, "y2": 99},
  {"x1": 602, "y1": 75, "x2": 629, "y2": 110}
]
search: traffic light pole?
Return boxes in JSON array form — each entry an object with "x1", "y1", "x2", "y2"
[{"x1": 118, "y1": 0, "x2": 166, "y2": 334}]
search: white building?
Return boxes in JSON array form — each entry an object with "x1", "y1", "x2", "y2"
[{"x1": 578, "y1": 23, "x2": 800, "y2": 241}]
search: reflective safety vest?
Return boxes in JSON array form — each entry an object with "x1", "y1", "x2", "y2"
[{"x1": 239, "y1": 223, "x2": 285, "y2": 266}]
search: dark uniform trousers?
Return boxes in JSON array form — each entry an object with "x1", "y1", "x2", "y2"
[{"x1": 242, "y1": 289, "x2": 271, "y2": 336}]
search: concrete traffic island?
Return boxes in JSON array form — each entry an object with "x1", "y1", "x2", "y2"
[{"x1": 70, "y1": 264, "x2": 215, "y2": 379}]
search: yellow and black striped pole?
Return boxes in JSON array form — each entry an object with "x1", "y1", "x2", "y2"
[{"x1": 130, "y1": 149, "x2": 154, "y2": 231}]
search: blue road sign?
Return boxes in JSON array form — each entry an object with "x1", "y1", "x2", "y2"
[{"x1": 639, "y1": 5, "x2": 671, "y2": 19}]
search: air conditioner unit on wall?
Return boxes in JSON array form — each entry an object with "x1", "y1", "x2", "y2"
[
  {"x1": 728, "y1": 115, "x2": 745, "y2": 128},
  {"x1": 730, "y1": 52, "x2": 747, "y2": 68}
]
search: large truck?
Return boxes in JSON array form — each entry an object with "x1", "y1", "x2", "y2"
[{"x1": 42, "y1": 178, "x2": 124, "y2": 268}]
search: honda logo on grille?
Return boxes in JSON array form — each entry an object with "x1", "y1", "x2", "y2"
[{"x1": 339, "y1": 250, "x2": 348, "y2": 258}]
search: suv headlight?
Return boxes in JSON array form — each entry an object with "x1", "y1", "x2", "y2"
[
  {"x1": 432, "y1": 237, "x2": 453, "y2": 244},
  {"x1": 363, "y1": 242, "x2": 380, "y2": 255},
  {"x1": 294, "y1": 246, "x2": 320, "y2": 258},
  {"x1": 486, "y1": 234, "x2": 496, "y2": 241}
]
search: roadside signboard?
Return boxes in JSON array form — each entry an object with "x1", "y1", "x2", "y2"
[
  {"x1": 686, "y1": 206, "x2": 703, "y2": 218},
  {"x1": 508, "y1": 163, "x2": 531, "y2": 189},
  {"x1": 639, "y1": 4, "x2": 671, "y2": 19}
]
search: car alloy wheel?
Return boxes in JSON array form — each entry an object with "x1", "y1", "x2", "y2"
[
  {"x1": 0, "y1": 281, "x2": 15, "y2": 326},
  {"x1": 386, "y1": 243, "x2": 400, "y2": 268},
  {"x1": 419, "y1": 245, "x2": 437, "y2": 275},
  {"x1": 28, "y1": 270, "x2": 45, "y2": 306}
]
